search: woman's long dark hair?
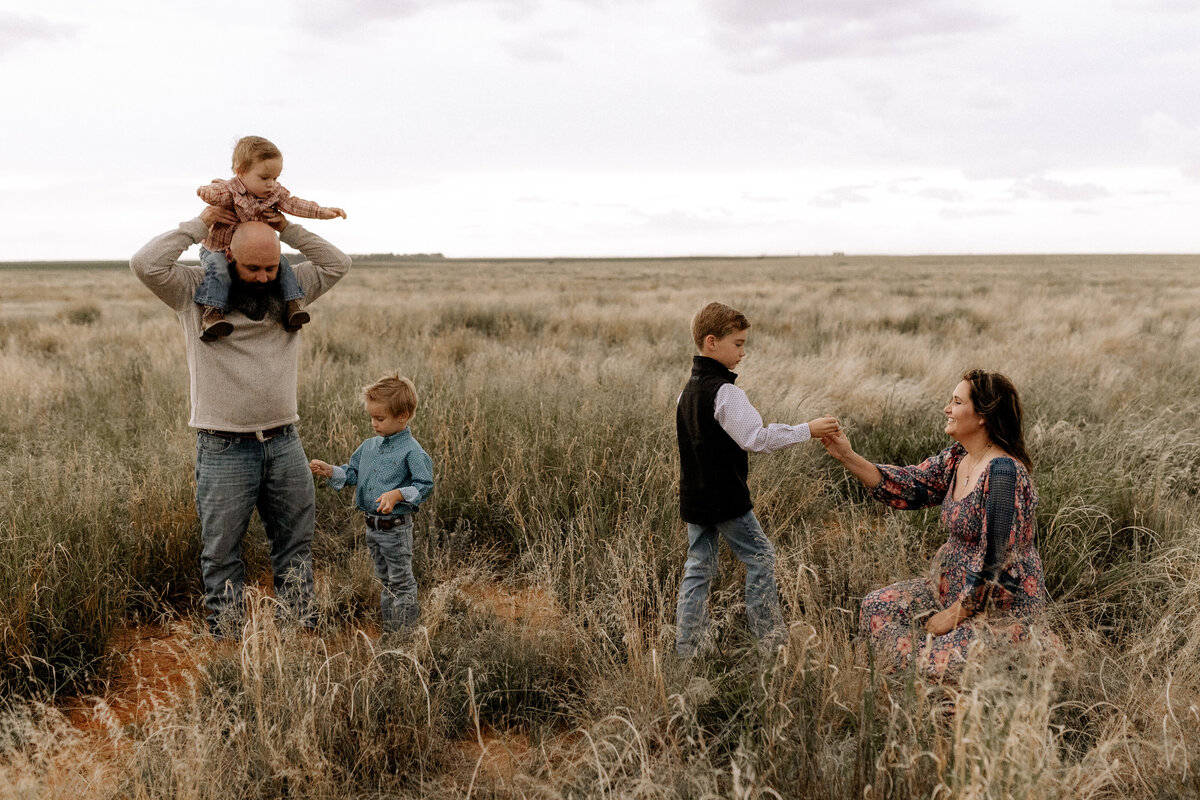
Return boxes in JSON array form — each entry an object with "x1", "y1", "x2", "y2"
[{"x1": 963, "y1": 369, "x2": 1033, "y2": 472}]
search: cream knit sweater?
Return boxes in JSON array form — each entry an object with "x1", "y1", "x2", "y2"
[{"x1": 130, "y1": 218, "x2": 351, "y2": 432}]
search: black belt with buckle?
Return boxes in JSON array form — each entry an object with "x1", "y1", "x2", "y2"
[
  {"x1": 201, "y1": 424, "x2": 293, "y2": 442},
  {"x1": 365, "y1": 514, "x2": 411, "y2": 531}
]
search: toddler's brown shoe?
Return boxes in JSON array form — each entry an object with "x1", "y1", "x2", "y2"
[
  {"x1": 284, "y1": 299, "x2": 311, "y2": 332},
  {"x1": 201, "y1": 306, "x2": 233, "y2": 341}
]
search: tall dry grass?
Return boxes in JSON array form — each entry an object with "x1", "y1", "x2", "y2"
[{"x1": 1, "y1": 253, "x2": 1198, "y2": 797}]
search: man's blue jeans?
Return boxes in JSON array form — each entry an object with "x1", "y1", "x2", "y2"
[
  {"x1": 194, "y1": 247, "x2": 305, "y2": 310},
  {"x1": 195, "y1": 427, "x2": 315, "y2": 634},
  {"x1": 365, "y1": 521, "x2": 418, "y2": 632},
  {"x1": 675, "y1": 510, "x2": 784, "y2": 656}
]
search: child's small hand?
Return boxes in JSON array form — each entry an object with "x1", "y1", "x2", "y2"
[
  {"x1": 375, "y1": 489, "x2": 404, "y2": 515},
  {"x1": 808, "y1": 416, "x2": 840, "y2": 440},
  {"x1": 320, "y1": 207, "x2": 347, "y2": 220},
  {"x1": 309, "y1": 459, "x2": 334, "y2": 478}
]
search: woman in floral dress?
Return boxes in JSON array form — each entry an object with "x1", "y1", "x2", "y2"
[{"x1": 821, "y1": 370, "x2": 1050, "y2": 679}]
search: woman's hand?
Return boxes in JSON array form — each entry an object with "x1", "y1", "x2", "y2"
[
  {"x1": 820, "y1": 428, "x2": 855, "y2": 462},
  {"x1": 925, "y1": 601, "x2": 967, "y2": 636},
  {"x1": 821, "y1": 427, "x2": 884, "y2": 488}
]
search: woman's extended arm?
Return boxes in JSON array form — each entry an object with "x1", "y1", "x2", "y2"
[
  {"x1": 821, "y1": 429, "x2": 883, "y2": 488},
  {"x1": 823, "y1": 430, "x2": 958, "y2": 510}
]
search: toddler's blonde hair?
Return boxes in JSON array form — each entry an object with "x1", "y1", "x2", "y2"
[
  {"x1": 232, "y1": 135, "x2": 282, "y2": 174},
  {"x1": 364, "y1": 372, "x2": 418, "y2": 418}
]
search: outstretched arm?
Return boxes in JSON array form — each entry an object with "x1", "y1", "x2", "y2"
[
  {"x1": 275, "y1": 189, "x2": 347, "y2": 221},
  {"x1": 821, "y1": 429, "x2": 883, "y2": 488},
  {"x1": 714, "y1": 384, "x2": 837, "y2": 453}
]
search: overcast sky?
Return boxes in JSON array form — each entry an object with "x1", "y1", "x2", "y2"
[{"x1": 3, "y1": 0, "x2": 1199, "y2": 259}]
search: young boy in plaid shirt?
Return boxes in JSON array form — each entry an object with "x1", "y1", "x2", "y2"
[
  {"x1": 310, "y1": 373, "x2": 434, "y2": 633},
  {"x1": 194, "y1": 135, "x2": 346, "y2": 341}
]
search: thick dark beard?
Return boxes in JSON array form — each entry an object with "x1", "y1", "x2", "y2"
[{"x1": 228, "y1": 275, "x2": 284, "y2": 321}]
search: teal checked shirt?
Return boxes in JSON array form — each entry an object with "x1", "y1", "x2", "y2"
[{"x1": 328, "y1": 428, "x2": 434, "y2": 517}]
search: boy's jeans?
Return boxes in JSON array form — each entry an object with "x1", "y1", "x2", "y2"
[
  {"x1": 195, "y1": 428, "x2": 315, "y2": 635},
  {"x1": 365, "y1": 521, "x2": 418, "y2": 632},
  {"x1": 195, "y1": 246, "x2": 305, "y2": 310},
  {"x1": 675, "y1": 510, "x2": 784, "y2": 656}
]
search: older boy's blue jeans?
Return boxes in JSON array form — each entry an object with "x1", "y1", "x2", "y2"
[
  {"x1": 365, "y1": 520, "x2": 418, "y2": 632},
  {"x1": 195, "y1": 428, "x2": 315, "y2": 635},
  {"x1": 675, "y1": 510, "x2": 784, "y2": 656},
  {"x1": 194, "y1": 246, "x2": 305, "y2": 310}
]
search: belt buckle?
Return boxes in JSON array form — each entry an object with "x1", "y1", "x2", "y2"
[{"x1": 255, "y1": 429, "x2": 268, "y2": 442}]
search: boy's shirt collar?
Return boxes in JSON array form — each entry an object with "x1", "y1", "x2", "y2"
[{"x1": 378, "y1": 428, "x2": 413, "y2": 446}]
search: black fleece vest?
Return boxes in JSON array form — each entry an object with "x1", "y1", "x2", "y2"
[{"x1": 677, "y1": 356, "x2": 751, "y2": 525}]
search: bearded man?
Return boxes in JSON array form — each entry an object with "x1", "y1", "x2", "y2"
[{"x1": 131, "y1": 207, "x2": 351, "y2": 636}]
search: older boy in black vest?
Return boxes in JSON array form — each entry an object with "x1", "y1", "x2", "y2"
[{"x1": 675, "y1": 302, "x2": 839, "y2": 656}]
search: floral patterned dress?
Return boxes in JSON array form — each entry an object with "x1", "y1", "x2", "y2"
[{"x1": 859, "y1": 444, "x2": 1050, "y2": 679}]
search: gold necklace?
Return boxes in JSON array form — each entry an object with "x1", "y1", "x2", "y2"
[{"x1": 960, "y1": 443, "x2": 994, "y2": 491}]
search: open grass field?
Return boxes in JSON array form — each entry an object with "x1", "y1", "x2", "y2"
[{"x1": 2, "y1": 252, "x2": 1199, "y2": 798}]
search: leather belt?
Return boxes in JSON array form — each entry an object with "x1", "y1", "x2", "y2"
[
  {"x1": 365, "y1": 514, "x2": 411, "y2": 531},
  {"x1": 201, "y1": 425, "x2": 293, "y2": 442}
]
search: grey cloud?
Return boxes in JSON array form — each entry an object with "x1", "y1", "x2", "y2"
[
  {"x1": 291, "y1": 0, "x2": 537, "y2": 35},
  {"x1": 962, "y1": 149, "x2": 1054, "y2": 181},
  {"x1": 632, "y1": 207, "x2": 741, "y2": 233},
  {"x1": 918, "y1": 187, "x2": 968, "y2": 202},
  {"x1": 740, "y1": 191, "x2": 786, "y2": 204},
  {"x1": 0, "y1": 12, "x2": 76, "y2": 58},
  {"x1": 702, "y1": 0, "x2": 1009, "y2": 71},
  {"x1": 503, "y1": 32, "x2": 574, "y2": 63},
  {"x1": 1011, "y1": 177, "x2": 1109, "y2": 202},
  {"x1": 1141, "y1": 112, "x2": 1200, "y2": 181},
  {"x1": 811, "y1": 185, "x2": 871, "y2": 208},
  {"x1": 938, "y1": 206, "x2": 1010, "y2": 220},
  {"x1": 1114, "y1": 0, "x2": 1200, "y2": 13}
]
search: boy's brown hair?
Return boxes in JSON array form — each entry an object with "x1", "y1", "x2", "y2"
[
  {"x1": 364, "y1": 372, "x2": 418, "y2": 418},
  {"x1": 691, "y1": 302, "x2": 751, "y2": 351},
  {"x1": 232, "y1": 135, "x2": 283, "y2": 174}
]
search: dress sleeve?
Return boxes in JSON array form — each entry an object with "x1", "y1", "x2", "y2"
[
  {"x1": 960, "y1": 457, "x2": 1018, "y2": 614},
  {"x1": 869, "y1": 445, "x2": 961, "y2": 510}
]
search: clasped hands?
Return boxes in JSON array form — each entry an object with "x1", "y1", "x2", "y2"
[{"x1": 199, "y1": 204, "x2": 289, "y2": 231}]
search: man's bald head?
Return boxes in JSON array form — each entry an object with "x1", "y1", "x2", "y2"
[{"x1": 226, "y1": 222, "x2": 281, "y2": 284}]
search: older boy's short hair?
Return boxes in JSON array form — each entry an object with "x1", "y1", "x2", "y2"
[
  {"x1": 232, "y1": 135, "x2": 283, "y2": 174},
  {"x1": 691, "y1": 302, "x2": 751, "y2": 350},
  {"x1": 364, "y1": 372, "x2": 418, "y2": 418}
]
